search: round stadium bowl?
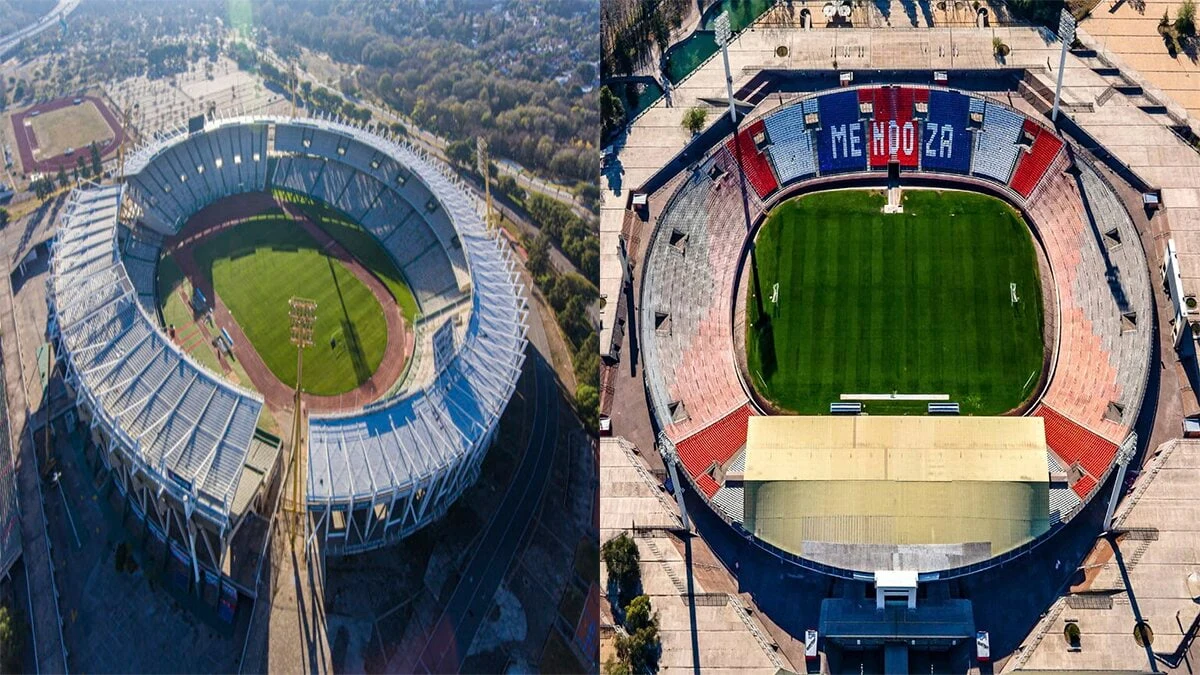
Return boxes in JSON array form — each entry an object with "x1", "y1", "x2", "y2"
[
  {"x1": 49, "y1": 116, "x2": 527, "y2": 588},
  {"x1": 638, "y1": 85, "x2": 1153, "y2": 578}
]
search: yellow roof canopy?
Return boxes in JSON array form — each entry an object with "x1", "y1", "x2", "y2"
[{"x1": 741, "y1": 416, "x2": 1051, "y2": 567}]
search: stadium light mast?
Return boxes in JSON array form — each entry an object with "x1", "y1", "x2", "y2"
[
  {"x1": 286, "y1": 297, "x2": 317, "y2": 552},
  {"x1": 715, "y1": 12, "x2": 737, "y2": 125},
  {"x1": 1103, "y1": 435, "x2": 1137, "y2": 532},
  {"x1": 1052, "y1": 9, "x2": 1076, "y2": 123},
  {"x1": 289, "y1": 63, "x2": 299, "y2": 118},
  {"x1": 476, "y1": 136, "x2": 496, "y2": 232},
  {"x1": 116, "y1": 105, "x2": 133, "y2": 181}
]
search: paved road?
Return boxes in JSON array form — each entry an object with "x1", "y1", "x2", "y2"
[
  {"x1": 0, "y1": 223, "x2": 68, "y2": 674},
  {"x1": 404, "y1": 349, "x2": 559, "y2": 674},
  {"x1": 0, "y1": 0, "x2": 81, "y2": 59}
]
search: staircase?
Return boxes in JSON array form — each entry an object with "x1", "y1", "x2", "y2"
[
  {"x1": 1019, "y1": 71, "x2": 1095, "y2": 116},
  {"x1": 640, "y1": 536, "x2": 689, "y2": 597},
  {"x1": 1070, "y1": 48, "x2": 1172, "y2": 116}
]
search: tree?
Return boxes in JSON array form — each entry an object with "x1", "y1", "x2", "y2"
[
  {"x1": 624, "y1": 594, "x2": 656, "y2": 633},
  {"x1": 603, "y1": 657, "x2": 632, "y2": 675},
  {"x1": 77, "y1": 154, "x2": 89, "y2": 180},
  {"x1": 89, "y1": 141, "x2": 102, "y2": 177},
  {"x1": 602, "y1": 533, "x2": 641, "y2": 604},
  {"x1": 576, "y1": 383, "x2": 599, "y2": 432},
  {"x1": 56, "y1": 166, "x2": 68, "y2": 190},
  {"x1": 1006, "y1": 0, "x2": 1065, "y2": 28},
  {"x1": 0, "y1": 208, "x2": 9, "y2": 229},
  {"x1": 681, "y1": 106, "x2": 708, "y2": 135},
  {"x1": 600, "y1": 85, "x2": 625, "y2": 138},
  {"x1": 611, "y1": 594, "x2": 661, "y2": 673},
  {"x1": 445, "y1": 138, "x2": 475, "y2": 167},
  {"x1": 615, "y1": 620, "x2": 660, "y2": 674},
  {"x1": 33, "y1": 177, "x2": 52, "y2": 201},
  {"x1": 525, "y1": 231, "x2": 551, "y2": 278},
  {"x1": 377, "y1": 72, "x2": 393, "y2": 95},
  {"x1": 1177, "y1": 0, "x2": 1196, "y2": 36}
]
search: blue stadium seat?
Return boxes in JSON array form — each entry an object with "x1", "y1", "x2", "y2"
[
  {"x1": 971, "y1": 100, "x2": 1024, "y2": 184},
  {"x1": 922, "y1": 90, "x2": 973, "y2": 174},
  {"x1": 815, "y1": 91, "x2": 868, "y2": 174},
  {"x1": 763, "y1": 105, "x2": 817, "y2": 184}
]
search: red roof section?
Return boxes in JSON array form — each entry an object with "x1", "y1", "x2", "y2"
[{"x1": 676, "y1": 404, "x2": 756, "y2": 498}]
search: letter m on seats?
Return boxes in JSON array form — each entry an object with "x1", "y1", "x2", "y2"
[{"x1": 831, "y1": 125, "x2": 848, "y2": 159}]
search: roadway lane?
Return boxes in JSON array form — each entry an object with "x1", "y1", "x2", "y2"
[
  {"x1": 412, "y1": 350, "x2": 559, "y2": 673},
  {"x1": 0, "y1": 0, "x2": 81, "y2": 59}
]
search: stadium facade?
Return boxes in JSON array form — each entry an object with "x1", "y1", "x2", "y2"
[
  {"x1": 639, "y1": 85, "x2": 1153, "y2": 578},
  {"x1": 48, "y1": 115, "x2": 527, "y2": 596}
]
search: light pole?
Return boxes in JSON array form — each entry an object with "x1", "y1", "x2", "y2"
[
  {"x1": 715, "y1": 12, "x2": 737, "y2": 126},
  {"x1": 1052, "y1": 9, "x2": 1076, "y2": 123},
  {"x1": 1103, "y1": 435, "x2": 1137, "y2": 532},
  {"x1": 286, "y1": 296, "x2": 316, "y2": 552}
]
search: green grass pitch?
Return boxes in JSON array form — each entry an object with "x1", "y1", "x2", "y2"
[
  {"x1": 745, "y1": 189, "x2": 1045, "y2": 415},
  {"x1": 274, "y1": 189, "x2": 421, "y2": 324},
  {"x1": 164, "y1": 211, "x2": 390, "y2": 396}
]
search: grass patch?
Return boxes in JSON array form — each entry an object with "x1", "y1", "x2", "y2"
[
  {"x1": 185, "y1": 213, "x2": 389, "y2": 396},
  {"x1": 274, "y1": 189, "x2": 420, "y2": 323},
  {"x1": 746, "y1": 189, "x2": 1044, "y2": 415},
  {"x1": 26, "y1": 100, "x2": 114, "y2": 157}
]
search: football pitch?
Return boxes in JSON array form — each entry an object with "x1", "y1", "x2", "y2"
[
  {"x1": 161, "y1": 210, "x2": 390, "y2": 396},
  {"x1": 745, "y1": 189, "x2": 1045, "y2": 415}
]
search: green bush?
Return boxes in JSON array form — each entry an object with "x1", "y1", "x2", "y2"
[{"x1": 681, "y1": 106, "x2": 708, "y2": 135}]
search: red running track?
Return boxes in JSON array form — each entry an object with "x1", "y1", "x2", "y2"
[{"x1": 9, "y1": 95, "x2": 125, "y2": 174}]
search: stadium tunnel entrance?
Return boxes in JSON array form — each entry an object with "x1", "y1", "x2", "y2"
[{"x1": 819, "y1": 573, "x2": 977, "y2": 674}]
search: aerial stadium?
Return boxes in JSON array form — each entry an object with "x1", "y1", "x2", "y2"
[
  {"x1": 642, "y1": 84, "x2": 1152, "y2": 571},
  {"x1": 609, "y1": 68, "x2": 1160, "y2": 666},
  {"x1": 48, "y1": 114, "x2": 527, "y2": 600}
]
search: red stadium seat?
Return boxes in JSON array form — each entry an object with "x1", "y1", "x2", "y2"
[
  {"x1": 1035, "y1": 404, "x2": 1118, "y2": 500},
  {"x1": 1010, "y1": 120, "x2": 1064, "y2": 198},
  {"x1": 726, "y1": 120, "x2": 780, "y2": 199},
  {"x1": 674, "y1": 404, "x2": 756, "y2": 497}
]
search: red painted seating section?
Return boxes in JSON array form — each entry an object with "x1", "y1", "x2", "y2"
[
  {"x1": 675, "y1": 404, "x2": 756, "y2": 498},
  {"x1": 726, "y1": 119, "x2": 780, "y2": 199},
  {"x1": 1010, "y1": 119, "x2": 1064, "y2": 197}
]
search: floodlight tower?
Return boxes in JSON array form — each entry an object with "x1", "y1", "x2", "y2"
[
  {"x1": 714, "y1": 12, "x2": 737, "y2": 125},
  {"x1": 289, "y1": 63, "x2": 299, "y2": 118},
  {"x1": 116, "y1": 104, "x2": 134, "y2": 180},
  {"x1": 285, "y1": 296, "x2": 317, "y2": 549},
  {"x1": 1103, "y1": 435, "x2": 1138, "y2": 532},
  {"x1": 476, "y1": 136, "x2": 496, "y2": 232},
  {"x1": 1052, "y1": 8, "x2": 1076, "y2": 123}
]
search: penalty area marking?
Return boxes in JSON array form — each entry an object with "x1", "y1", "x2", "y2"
[{"x1": 840, "y1": 393, "x2": 950, "y2": 401}]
